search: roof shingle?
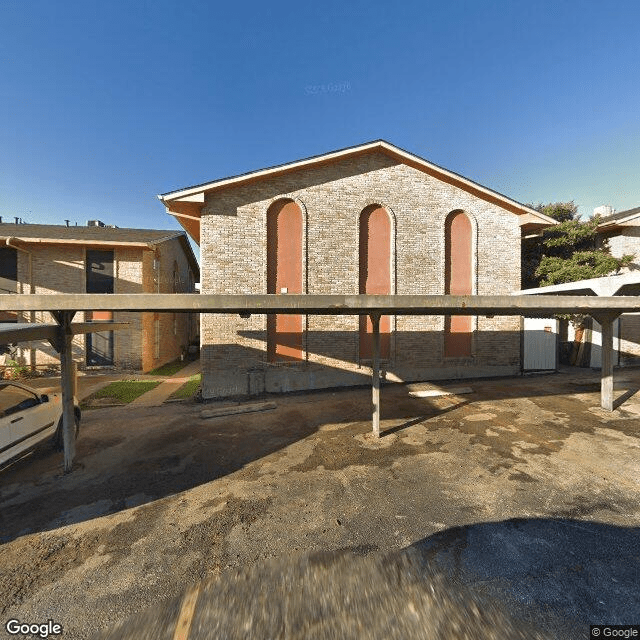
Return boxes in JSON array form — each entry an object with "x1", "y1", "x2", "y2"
[
  {"x1": 0, "y1": 223, "x2": 182, "y2": 244},
  {"x1": 598, "y1": 206, "x2": 640, "y2": 224}
]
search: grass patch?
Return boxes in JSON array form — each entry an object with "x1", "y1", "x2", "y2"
[
  {"x1": 82, "y1": 380, "x2": 163, "y2": 408},
  {"x1": 148, "y1": 358, "x2": 190, "y2": 377},
  {"x1": 167, "y1": 373, "x2": 201, "y2": 401}
]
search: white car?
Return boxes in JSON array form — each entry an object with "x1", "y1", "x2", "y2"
[{"x1": 0, "y1": 381, "x2": 80, "y2": 467}]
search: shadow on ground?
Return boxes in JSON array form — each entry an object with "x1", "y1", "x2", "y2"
[
  {"x1": 1, "y1": 367, "x2": 640, "y2": 543},
  {"x1": 409, "y1": 518, "x2": 640, "y2": 637},
  {"x1": 95, "y1": 518, "x2": 640, "y2": 640},
  {"x1": 0, "y1": 382, "x2": 474, "y2": 542}
]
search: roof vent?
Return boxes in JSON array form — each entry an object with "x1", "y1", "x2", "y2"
[{"x1": 87, "y1": 220, "x2": 106, "y2": 227}]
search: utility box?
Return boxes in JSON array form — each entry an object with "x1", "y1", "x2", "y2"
[{"x1": 523, "y1": 318, "x2": 558, "y2": 371}]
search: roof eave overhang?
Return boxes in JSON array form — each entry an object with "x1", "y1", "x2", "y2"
[
  {"x1": 598, "y1": 222, "x2": 639, "y2": 234},
  {"x1": 598, "y1": 211, "x2": 640, "y2": 232},
  {"x1": 598, "y1": 223, "x2": 623, "y2": 234},
  {"x1": 0, "y1": 236, "x2": 158, "y2": 249},
  {"x1": 159, "y1": 199, "x2": 202, "y2": 246}
]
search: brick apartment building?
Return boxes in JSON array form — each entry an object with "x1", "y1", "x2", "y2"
[
  {"x1": 597, "y1": 205, "x2": 640, "y2": 271},
  {"x1": 597, "y1": 205, "x2": 640, "y2": 365},
  {"x1": 159, "y1": 140, "x2": 555, "y2": 399},
  {"x1": 0, "y1": 221, "x2": 199, "y2": 372}
]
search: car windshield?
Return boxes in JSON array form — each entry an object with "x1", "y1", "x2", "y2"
[{"x1": 0, "y1": 383, "x2": 39, "y2": 416}]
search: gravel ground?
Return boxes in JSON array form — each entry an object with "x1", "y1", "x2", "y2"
[
  {"x1": 1, "y1": 370, "x2": 639, "y2": 638},
  {"x1": 96, "y1": 549, "x2": 556, "y2": 640}
]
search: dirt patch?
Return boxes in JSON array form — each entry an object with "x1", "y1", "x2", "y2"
[
  {"x1": 291, "y1": 421, "x2": 446, "y2": 472},
  {"x1": 179, "y1": 497, "x2": 273, "y2": 579},
  {"x1": 1, "y1": 370, "x2": 640, "y2": 638}
]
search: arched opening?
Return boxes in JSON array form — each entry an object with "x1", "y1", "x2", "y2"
[
  {"x1": 267, "y1": 199, "x2": 303, "y2": 361},
  {"x1": 359, "y1": 205, "x2": 391, "y2": 360},
  {"x1": 444, "y1": 210, "x2": 473, "y2": 357}
]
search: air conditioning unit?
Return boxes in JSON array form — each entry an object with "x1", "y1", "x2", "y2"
[{"x1": 87, "y1": 220, "x2": 106, "y2": 227}]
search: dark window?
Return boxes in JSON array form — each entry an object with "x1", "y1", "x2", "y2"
[
  {"x1": 86, "y1": 250, "x2": 115, "y2": 365},
  {"x1": 0, "y1": 383, "x2": 39, "y2": 416},
  {"x1": 86, "y1": 250, "x2": 114, "y2": 294},
  {"x1": 0, "y1": 247, "x2": 18, "y2": 294}
]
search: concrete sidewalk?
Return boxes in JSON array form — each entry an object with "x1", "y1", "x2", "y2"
[{"x1": 129, "y1": 359, "x2": 201, "y2": 407}]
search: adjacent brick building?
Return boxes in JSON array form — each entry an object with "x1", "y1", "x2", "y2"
[
  {"x1": 160, "y1": 140, "x2": 554, "y2": 399},
  {"x1": 597, "y1": 206, "x2": 640, "y2": 365},
  {"x1": 0, "y1": 221, "x2": 199, "y2": 371},
  {"x1": 597, "y1": 205, "x2": 640, "y2": 272}
]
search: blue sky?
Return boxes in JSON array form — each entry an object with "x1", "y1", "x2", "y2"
[{"x1": 2, "y1": 0, "x2": 639, "y2": 246}]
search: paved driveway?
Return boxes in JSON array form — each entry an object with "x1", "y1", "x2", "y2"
[{"x1": 1, "y1": 370, "x2": 639, "y2": 639}]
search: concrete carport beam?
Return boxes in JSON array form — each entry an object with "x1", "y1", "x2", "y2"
[
  {"x1": 591, "y1": 312, "x2": 621, "y2": 412},
  {"x1": 4, "y1": 293, "x2": 640, "y2": 446},
  {"x1": 4, "y1": 293, "x2": 640, "y2": 316}
]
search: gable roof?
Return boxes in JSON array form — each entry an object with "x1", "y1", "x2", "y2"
[
  {"x1": 0, "y1": 223, "x2": 199, "y2": 278},
  {"x1": 158, "y1": 140, "x2": 557, "y2": 245},
  {"x1": 597, "y1": 205, "x2": 640, "y2": 231}
]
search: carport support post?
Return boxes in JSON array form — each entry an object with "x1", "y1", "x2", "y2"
[
  {"x1": 53, "y1": 310, "x2": 77, "y2": 473},
  {"x1": 594, "y1": 313, "x2": 618, "y2": 412},
  {"x1": 371, "y1": 313, "x2": 381, "y2": 437}
]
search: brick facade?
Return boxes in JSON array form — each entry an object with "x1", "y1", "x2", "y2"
[
  {"x1": 601, "y1": 222, "x2": 640, "y2": 272},
  {"x1": 4, "y1": 230, "x2": 197, "y2": 372},
  {"x1": 600, "y1": 221, "x2": 640, "y2": 364},
  {"x1": 199, "y1": 150, "x2": 522, "y2": 399}
]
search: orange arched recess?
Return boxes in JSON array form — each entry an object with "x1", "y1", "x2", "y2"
[
  {"x1": 444, "y1": 211, "x2": 472, "y2": 357},
  {"x1": 267, "y1": 200, "x2": 303, "y2": 361},
  {"x1": 359, "y1": 205, "x2": 391, "y2": 360}
]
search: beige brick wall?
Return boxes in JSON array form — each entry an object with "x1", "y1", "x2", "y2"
[
  {"x1": 143, "y1": 237, "x2": 196, "y2": 371},
  {"x1": 600, "y1": 225, "x2": 640, "y2": 366},
  {"x1": 200, "y1": 151, "x2": 521, "y2": 399},
  {"x1": 112, "y1": 246, "x2": 145, "y2": 370},
  {"x1": 11, "y1": 237, "x2": 196, "y2": 372},
  {"x1": 15, "y1": 245, "x2": 87, "y2": 367},
  {"x1": 603, "y1": 224, "x2": 640, "y2": 271}
]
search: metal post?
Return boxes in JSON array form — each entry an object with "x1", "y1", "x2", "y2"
[
  {"x1": 371, "y1": 314, "x2": 381, "y2": 437},
  {"x1": 599, "y1": 314, "x2": 615, "y2": 411},
  {"x1": 53, "y1": 311, "x2": 77, "y2": 473}
]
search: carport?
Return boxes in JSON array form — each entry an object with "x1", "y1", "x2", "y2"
[
  {"x1": 0, "y1": 318, "x2": 128, "y2": 472},
  {"x1": 520, "y1": 272, "x2": 640, "y2": 372},
  {"x1": 3, "y1": 293, "x2": 640, "y2": 472}
]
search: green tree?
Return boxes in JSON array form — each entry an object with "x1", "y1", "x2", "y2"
[{"x1": 522, "y1": 201, "x2": 633, "y2": 288}]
